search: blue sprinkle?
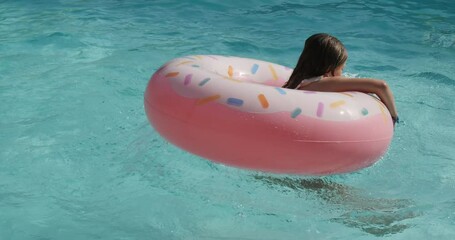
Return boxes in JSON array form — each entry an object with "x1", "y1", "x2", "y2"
[
  {"x1": 361, "y1": 108, "x2": 369, "y2": 116},
  {"x1": 275, "y1": 87, "x2": 287, "y2": 95},
  {"x1": 251, "y1": 64, "x2": 259, "y2": 74},
  {"x1": 199, "y1": 78, "x2": 211, "y2": 86},
  {"x1": 227, "y1": 98, "x2": 244, "y2": 107},
  {"x1": 192, "y1": 64, "x2": 200, "y2": 68},
  {"x1": 291, "y1": 108, "x2": 302, "y2": 118}
]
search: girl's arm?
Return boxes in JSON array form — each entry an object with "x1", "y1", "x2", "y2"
[{"x1": 301, "y1": 77, "x2": 399, "y2": 121}]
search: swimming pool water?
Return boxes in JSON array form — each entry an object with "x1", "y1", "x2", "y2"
[{"x1": 1, "y1": 0, "x2": 454, "y2": 239}]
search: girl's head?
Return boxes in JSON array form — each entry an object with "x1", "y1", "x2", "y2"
[{"x1": 283, "y1": 33, "x2": 348, "y2": 89}]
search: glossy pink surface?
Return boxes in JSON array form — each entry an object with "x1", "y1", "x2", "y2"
[{"x1": 144, "y1": 56, "x2": 393, "y2": 175}]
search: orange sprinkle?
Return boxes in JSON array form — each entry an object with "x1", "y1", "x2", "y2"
[
  {"x1": 196, "y1": 94, "x2": 221, "y2": 105},
  {"x1": 268, "y1": 64, "x2": 278, "y2": 81},
  {"x1": 165, "y1": 72, "x2": 179, "y2": 78},
  {"x1": 228, "y1": 65, "x2": 233, "y2": 78},
  {"x1": 330, "y1": 100, "x2": 346, "y2": 108},
  {"x1": 257, "y1": 94, "x2": 269, "y2": 109}
]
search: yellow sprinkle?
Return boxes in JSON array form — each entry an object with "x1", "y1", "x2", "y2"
[
  {"x1": 176, "y1": 61, "x2": 193, "y2": 66},
  {"x1": 228, "y1": 65, "x2": 233, "y2": 78},
  {"x1": 340, "y1": 92, "x2": 354, "y2": 98},
  {"x1": 268, "y1": 64, "x2": 278, "y2": 81},
  {"x1": 165, "y1": 72, "x2": 179, "y2": 77},
  {"x1": 223, "y1": 76, "x2": 241, "y2": 82},
  {"x1": 196, "y1": 95, "x2": 221, "y2": 105},
  {"x1": 330, "y1": 100, "x2": 346, "y2": 108},
  {"x1": 230, "y1": 79, "x2": 242, "y2": 83},
  {"x1": 194, "y1": 55, "x2": 203, "y2": 59}
]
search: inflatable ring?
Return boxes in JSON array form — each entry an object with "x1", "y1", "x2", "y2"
[{"x1": 144, "y1": 55, "x2": 394, "y2": 175}]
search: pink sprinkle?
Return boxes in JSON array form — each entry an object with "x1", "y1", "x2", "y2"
[
  {"x1": 184, "y1": 74, "x2": 192, "y2": 86},
  {"x1": 317, "y1": 102, "x2": 324, "y2": 117}
]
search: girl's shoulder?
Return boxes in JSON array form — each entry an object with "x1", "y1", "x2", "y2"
[{"x1": 297, "y1": 75, "x2": 323, "y2": 89}]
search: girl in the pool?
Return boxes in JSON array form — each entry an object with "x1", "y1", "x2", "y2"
[{"x1": 283, "y1": 33, "x2": 399, "y2": 125}]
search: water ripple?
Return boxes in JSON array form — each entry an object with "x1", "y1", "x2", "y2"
[{"x1": 410, "y1": 71, "x2": 455, "y2": 86}]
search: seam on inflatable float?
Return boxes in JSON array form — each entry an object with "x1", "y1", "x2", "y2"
[{"x1": 294, "y1": 137, "x2": 392, "y2": 143}]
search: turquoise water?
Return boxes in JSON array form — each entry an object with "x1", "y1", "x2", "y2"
[{"x1": 1, "y1": 0, "x2": 454, "y2": 239}]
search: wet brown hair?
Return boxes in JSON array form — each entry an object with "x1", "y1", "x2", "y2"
[{"x1": 283, "y1": 33, "x2": 348, "y2": 89}]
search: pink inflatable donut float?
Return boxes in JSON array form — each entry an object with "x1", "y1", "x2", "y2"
[{"x1": 144, "y1": 55, "x2": 394, "y2": 175}]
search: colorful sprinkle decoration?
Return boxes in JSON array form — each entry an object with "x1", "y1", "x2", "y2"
[
  {"x1": 257, "y1": 94, "x2": 269, "y2": 109},
  {"x1": 330, "y1": 100, "x2": 346, "y2": 109},
  {"x1": 197, "y1": 95, "x2": 221, "y2": 105},
  {"x1": 184, "y1": 74, "x2": 192, "y2": 86},
  {"x1": 228, "y1": 65, "x2": 234, "y2": 78},
  {"x1": 227, "y1": 97, "x2": 244, "y2": 107},
  {"x1": 199, "y1": 78, "x2": 211, "y2": 86},
  {"x1": 317, "y1": 102, "x2": 324, "y2": 117},
  {"x1": 340, "y1": 92, "x2": 354, "y2": 98},
  {"x1": 177, "y1": 61, "x2": 193, "y2": 66},
  {"x1": 291, "y1": 108, "x2": 302, "y2": 118},
  {"x1": 165, "y1": 72, "x2": 179, "y2": 78},
  {"x1": 268, "y1": 64, "x2": 278, "y2": 81},
  {"x1": 251, "y1": 64, "x2": 259, "y2": 74},
  {"x1": 275, "y1": 87, "x2": 286, "y2": 95},
  {"x1": 164, "y1": 56, "x2": 387, "y2": 124}
]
